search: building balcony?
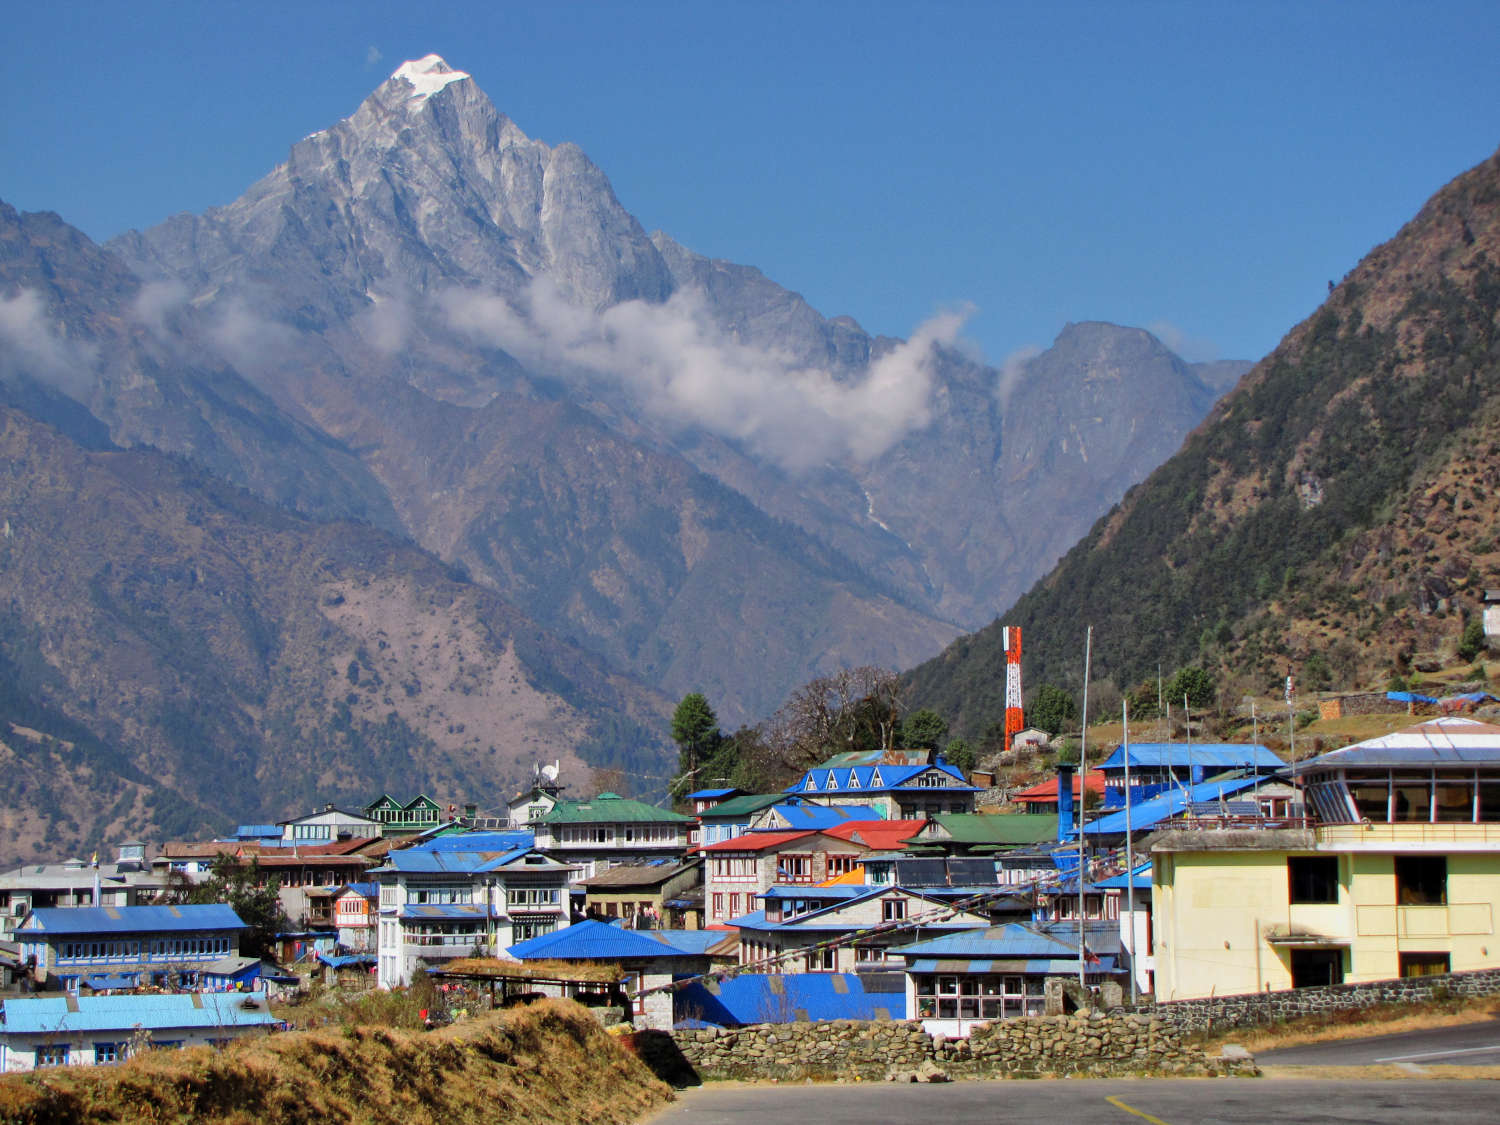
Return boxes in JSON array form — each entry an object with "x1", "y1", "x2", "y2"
[
  {"x1": 1354, "y1": 902, "x2": 1494, "y2": 938},
  {"x1": 1316, "y1": 823, "x2": 1500, "y2": 851}
]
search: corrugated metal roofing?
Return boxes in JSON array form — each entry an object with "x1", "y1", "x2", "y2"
[
  {"x1": 673, "y1": 972, "x2": 901, "y2": 1025},
  {"x1": 417, "y1": 831, "x2": 535, "y2": 852},
  {"x1": 1082, "y1": 775, "x2": 1264, "y2": 835},
  {"x1": 785, "y1": 763, "x2": 979, "y2": 795},
  {"x1": 700, "y1": 830, "x2": 815, "y2": 853},
  {"x1": 892, "y1": 923, "x2": 1078, "y2": 959},
  {"x1": 1304, "y1": 716, "x2": 1500, "y2": 769},
  {"x1": 697, "y1": 794, "x2": 787, "y2": 819},
  {"x1": 508, "y1": 919, "x2": 699, "y2": 961},
  {"x1": 21, "y1": 904, "x2": 246, "y2": 935},
  {"x1": 1095, "y1": 743, "x2": 1284, "y2": 772},
  {"x1": 0, "y1": 992, "x2": 278, "y2": 1034},
  {"x1": 824, "y1": 819, "x2": 929, "y2": 849},
  {"x1": 685, "y1": 788, "x2": 738, "y2": 799},
  {"x1": 398, "y1": 904, "x2": 491, "y2": 921},
  {"x1": 540, "y1": 795, "x2": 691, "y2": 825},
  {"x1": 768, "y1": 805, "x2": 882, "y2": 830}
]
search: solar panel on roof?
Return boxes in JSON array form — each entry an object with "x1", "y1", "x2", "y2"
[
  {"x1": 893, "y1": 858, "x2": 946, "y2": 886},
  {"x1": 948, "y1": 857, "x2": 997, "y2": 885},
  {"x1": 857, "y1": 972, "x2": 906, "y2": 993}
]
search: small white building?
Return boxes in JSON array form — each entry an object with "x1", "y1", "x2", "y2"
[
  {"x1": 0, "y1": 992, "x2": 277, "y2": 1073},
  {"x1": 1484, "y1": 589, "x2": 1500, "y2": 642}
]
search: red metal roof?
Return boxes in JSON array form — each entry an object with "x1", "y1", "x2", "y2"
[
  {"x1": 1012, "y1": 770, "x2": 1106, "y2": 803},
  {"x1": 700, "y1": 830, "x2": 816, "y2": 852},
  {"x1": 823, "y1": 818, "x2": 928, "y2": 849}
]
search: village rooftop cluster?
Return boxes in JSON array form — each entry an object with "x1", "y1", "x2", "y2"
[{"x1": 4, "y1": 698, "x2": 1500, "y2": 1071}]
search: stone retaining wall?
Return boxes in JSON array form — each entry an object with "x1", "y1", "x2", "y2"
[
  {"x1": 668, "y1": 1012, "x2": 1254, "y2": 1082},
  {"x1": 1147, "y1": 966, "x2": 1500, "y2": 1033}
]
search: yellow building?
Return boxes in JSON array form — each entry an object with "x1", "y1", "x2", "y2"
[{"x1": 1151, "y1": 717, "x2": 1500, "y2": 1000}]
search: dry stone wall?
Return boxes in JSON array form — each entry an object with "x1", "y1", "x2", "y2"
[
  {"x1": 668, "y1": 1012, "x2": 1254, "y2": 1082},
  {"x1": 1147, "y1": 965, "x2": 1500, "y2": 1033}
]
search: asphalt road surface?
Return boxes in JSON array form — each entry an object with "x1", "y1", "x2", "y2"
[
  {"x1": 1255, "y1": 1017, "x2": 1500, "y2": 1066},
  {"x1": 646, "y1": 1079, "x2": 1500, "y2": 1125}
]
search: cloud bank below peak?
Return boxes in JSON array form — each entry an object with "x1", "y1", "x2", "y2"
[{"x1": 440, "y1": 280, "x2": 969, "y2": 471}]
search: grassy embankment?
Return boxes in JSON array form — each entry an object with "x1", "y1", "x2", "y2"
[
  {"x1": 0, "y1": 998, "x2": 671, "y2": 1125},
  {"x1": 1193, "y1": 992, "x2": 1500, "y2": 1055}
]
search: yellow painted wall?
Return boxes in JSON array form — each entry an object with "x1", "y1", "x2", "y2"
[{"x1": 1154, "y1": 834, "x2": 1500, "y2": 1000}]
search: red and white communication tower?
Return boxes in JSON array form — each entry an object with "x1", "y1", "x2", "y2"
[{"x1": 1003, "y1": 626, "x2": 1023, "y2": 751}]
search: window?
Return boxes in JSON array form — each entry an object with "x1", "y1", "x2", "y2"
[
  {"x1": 1289, "y1": 948, "x2": 1344, "y2": 988},
  {"x1": 804, "y1": 947, "x2": 837, "y2": 972},
  {"x1": 94, "y1": 1042, "x2": 123, "y2": 1064},
  {"x1": 882, "y1": 897, "x2": 906, "y2": 922},
  {"x1": 728, "y1": 893, "x2": 742, "y2": 916},
  {"x1": 711, "y1": 893, "x2": 724, "y2": 918},
  {"x1": 1395, "y1": 856, "x2": 1447, "y2": 905},
  {"x1": 779, "y1": 854, "x2": 812, "y2": 883},
  {"x1": 512, "y1": 919, "x2": 556, "y2": 942},
  {"x1": 1399, "y1": 952, "x2": 1451, "y2": 977},
  {"x1": 36, "y1": 1045, "x2": 68, "y2": 1067},
  {"x1": 826, "y1": 854, "x2": 860, "y2": 878},
  {"x1": 1288, "y1": 856, "x2": 1340, "y2": 904}
]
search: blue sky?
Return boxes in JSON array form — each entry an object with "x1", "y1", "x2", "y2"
[{"x1": 7, "y1": 1, "x2": 1499, "y2": 367}]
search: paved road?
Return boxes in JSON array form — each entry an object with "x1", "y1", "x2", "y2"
[
  {"x1": 1256, "y1": 1017, "x2": 1500, "y2": 1066},
  {"x1": 646, "y1": 1079, "x2": 1500, "y2": 1125}
]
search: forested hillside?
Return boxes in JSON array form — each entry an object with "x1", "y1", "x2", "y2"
[{"x1": 906, "y1": 145, "x2": 1500, "y2": 739}]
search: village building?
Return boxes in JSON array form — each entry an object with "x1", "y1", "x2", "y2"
[
  {"x1": 0, "y1": 843, "x2": 169, "y2": 942},
  {"x1": 898, "y1": 813, "x2": 1062, "y2": 855},
  {"x1": 277, "y1": 804, "x2": 382, "y2": 845},
  {"x1": 1009, "y1": 770, "x2": 1107, "y2": 814},
  {"x1": 785, "y1": 760, "x2": 980, "y2": 818},
  {"x1": 15, "y1": 904, "x2": 248, "y2": 991},
  {"x1": 576, "y1": 859, "x2": 702, "y2": 929},
  {"x1": 333, "y1": 882, "x2": 379, "y2": 952},
  {"x1": 362, "y1": 794, "x2": 447, "y2": 836},
  {"x1": 1094, "y1": 742, "x2": 1285, "y2": 807},
  {"x1": 694, "y1": 793, "x2": 786, "y2": 848},
  {"x1": 1150, "y1": 717, "x2": 1500, "y2": 1000},
  {"x1": 733, "y1": 885, "x2": 992, "y2": 975},
  {"x1": 0, "y1": 992, "x2": 278, "y2": 1073},
  {"x1": 894, "y1": 921, "x2": 1119, "y2": 1038},
  {"x1": 532, "y1": 793, "x2": 691, "y2": 879},
  {"x1": 373, "y1": 831, "x2": 575, "y2": 989},
  {"x1": 700, "y1": 820, "x2": 926, "y2": 927}
]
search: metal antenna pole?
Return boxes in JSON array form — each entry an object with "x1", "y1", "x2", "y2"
[
  {"x1": 1078, "y1": 625, "x2": 1092, "y2": 988},
  {"x1": 1123, "y1": 697, "x2": 1136, "y2": 1005},
  {"x1": 1184, "y1": 693, "x2": 1194, "y2": 798}
]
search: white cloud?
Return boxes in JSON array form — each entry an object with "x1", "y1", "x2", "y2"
[
  {"x1": 0, "y1": 289, "x2": 98, "y2": 399},
  {"x1": 365, "y1": 45, "x2": 383, "y2": 67},
  {"x1": 130, "y1": 280, "x2": 189, "y2": 338},
  {"x1": 352, "y1": 292, "x2": 413, "y2": 354},
  {"x1": 440, "y1": 280, "x2": 966, "y2": 470},
  {"x1": 994, "y1": 343, "x2": 1041, "y2": 410},
  {"x1": 1147, "y1": 319, "x2": 1218, "y2": 363},
  {"x1": 207, "y1": 299, "x2": 302, "y2": 374}
]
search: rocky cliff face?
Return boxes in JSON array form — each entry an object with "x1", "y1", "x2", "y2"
[{"x1": 9, "y1": 55, "x2": 1242, "y2": 736}]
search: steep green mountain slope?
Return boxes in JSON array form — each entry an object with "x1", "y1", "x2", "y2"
[
  {"x1": 907, "y1": 146, "x2": 1500, "y2": 738},
  {"x1": 0, "y1": 408, "x2": 673, "y2": 864}
]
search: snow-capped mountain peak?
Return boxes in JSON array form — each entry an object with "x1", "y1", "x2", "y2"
[{"x1": 389, "y1": 54, "x2": 470, "y2": 101}]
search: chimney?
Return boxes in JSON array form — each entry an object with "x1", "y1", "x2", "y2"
[{"x1": 1057, "y1": 764, "x2": 1075, "y2": 844}]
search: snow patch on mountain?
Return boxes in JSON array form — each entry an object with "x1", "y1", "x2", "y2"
[{"x1": 390, "y1": 54, "x2": 469, "y2": 101}]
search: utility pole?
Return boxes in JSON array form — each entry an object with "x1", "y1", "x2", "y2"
[
  {"x1": 1078, "y1": 625, "x2": 1092, "y2": 988},
  {"x1": 1123, "y1": 698, "x2": 1136, "y2": 1006}
]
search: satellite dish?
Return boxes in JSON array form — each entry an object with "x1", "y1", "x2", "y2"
[{"x1": 541, "y1": 763, "x2": 560, "y2": 783}]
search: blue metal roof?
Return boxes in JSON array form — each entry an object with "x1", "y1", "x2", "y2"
[
  {"x1": 1083, "y1": 775, "x2": 1264, "y2": 835},
  {"x1": 673, "y1": 973, "x2": 903, "y2": 1026},
  {"x1": 758, "y1": 886, "x2": 866, "y2": 901},
  {"x1": 685, "y1": 788, "x2": 737, "y2": 799},
  {"x1": 338, "y1": 881, "x2": 380, "y2": 898},
  {"x1": 1095, "y1": 742, "x2": 1284, "y2": 772},
  {"x1": 769, "y1": 804, "x2": 883, "y2": 830},
  {"x1": 234, "y1": 825, "x2": 283, "y2": 838},
  {"x1": 20, "y1": 904, "x2": 246, "y2": 935},
  {"x1": 417, "y1": 831, "x2": 536, "y2": 852},
  {"x1": 398, "y1": 904, "x2": 490, "y2": 921},
  {"x1": 892, "y1": 923, "x2": 1078, "y2": 959},
  {"x1": 508, "y1": 919, "x2": 702, "y2": 961},
  {"x1": 82, "y1": 972, "x2": 142, "y2": 990},
  {"x1": 0, "y1": 992, "x2": 279, "y2": 1035},
  {"x1": 1091, "y1": 864, "x2": 1153, "y2": 891},
  {"x1": 318, "y1": 952, "x2": 378, "y2": 968},
  {"x1": 383, "y1": 847, "x2": 532, "y2": 874},
  {"x1": 646, "y1": 930, "x2": 730, "y2": 956},
  {"x1": 785, "y1": 762, "x2": 979, "y2": 796}
]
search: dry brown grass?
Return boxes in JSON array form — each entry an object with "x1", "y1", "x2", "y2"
[
  {"x1": 0, "y1": 998, "x2": 672, "y2": 1125},
  {"x1": 1197, "y1": 994, "x2": 1500, "y2": 1054}
]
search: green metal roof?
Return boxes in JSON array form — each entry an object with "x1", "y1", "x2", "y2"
[
  {"x1": 907, "y1": 813, "x2": 1060, "y2": 846},
  {"x1": 540, "y1": 794, "x2": 691, "y2": 824},
  {"x1": 697, "y1": 793, "x2": 785, "y2": 818}
]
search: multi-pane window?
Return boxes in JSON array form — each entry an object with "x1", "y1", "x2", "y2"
[
  {"x1": 1395, "y1": 856, "x2": 1447, "y2": 905},
  {"x1": 804, "y1": 947, "x2": 837, "y2": 972},
  {"x1": 94, "y1": 1042, "x2": 123, "y2": 1064},
  {"x1": 882, "y1": 898, "x2": 906, "y2": 922},
  {"x1": 913, "y1": 973, "x2": 1043, "y2": 1020},
  {"x1": 1288, "y1": 856, "x2": 1340, "y2": 904},
  {"x1": 825, "y1": 854, "x2": 861, "y2": 878},
  {"x1": 778, "y1": 854, "x2": 812, "y2": 883},
  {"x1": 36, "y1": 1045, "x2": 68, "y2": 1067}
]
